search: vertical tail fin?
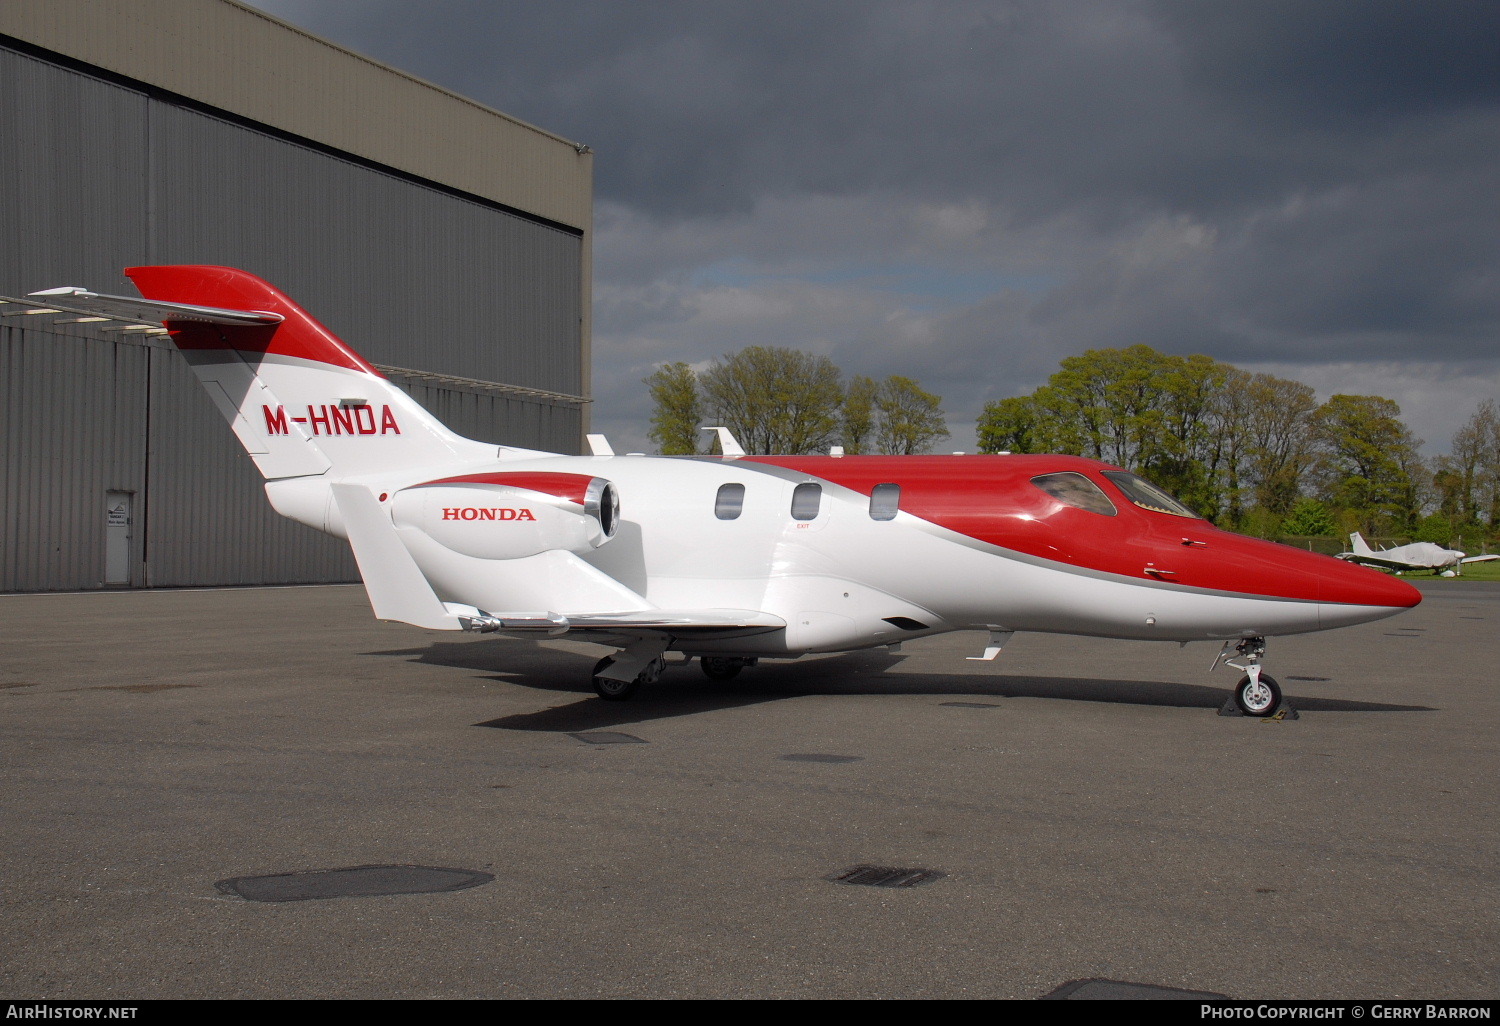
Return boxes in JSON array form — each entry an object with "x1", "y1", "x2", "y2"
[
  {"x1": 125, "y1": 265, "x2": 493, "y2": 479},
  {"x1": 1348, "y1": 532, "x2": 1374, "y2": 555}
]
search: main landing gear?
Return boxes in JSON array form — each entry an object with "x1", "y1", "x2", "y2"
[
  {"x1": 1214, "y1": 635, "x2": 1285, "y2": 718},
  {"x1": 591, "y1": 654, "x2": 666, "y2": 701},
  {"x1": 699, "y1": 656, "x2": 757, "y2": 680},
  {"x1": 589, "y1": 653, "x2": 759, "y2": 700}
]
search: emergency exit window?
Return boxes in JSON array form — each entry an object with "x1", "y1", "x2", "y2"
[{"x1": 791, "y1": 483, "x2": 822, "y2": 521}]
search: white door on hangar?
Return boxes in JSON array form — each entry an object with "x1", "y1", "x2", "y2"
[{"x1": 105, "y1": 490, "x2": 133, "y2": 586}]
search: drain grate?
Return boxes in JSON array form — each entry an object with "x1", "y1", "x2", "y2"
[
  {"x1": 780, "y1": 753, "x2": 862, "y2": 763},
  {"x1": 1286, "y1": 676, "x2": 1330, "y2": 681},
  {"x1": 1043, "y1": 978, "x2": 1228, "y2": 1000},
  {"x1": 941, "y1": 701, "x2": 1001, "y2": 708},
  {"x1": 829, "y1": 865, "x2": 944, "y2": 888},
  {"x1": 569, "y1": 731, "x2": 647, "y2": 745},
  {"x1": 216, "y1": 864, "x2": 494, "y2": 902}
]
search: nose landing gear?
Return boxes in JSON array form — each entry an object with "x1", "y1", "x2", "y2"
[{"x1": 1213, "y1": 636, "x2": 1292, "y2": 719}]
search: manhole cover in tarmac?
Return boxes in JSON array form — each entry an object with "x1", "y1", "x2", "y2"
[
  {"x1": 780, "y1": 753, "x2": 862, "y2": 763},
  {"x1": 1042, "y1": 979, "x2": 1228, "y2": 1000},
  {"x1": 829, "y1": 865, "x2": 944, "y2": 888},
  {"x1": 569, "y1": 731, "x2": 647, "y2": 744},
  {"x1": 216, "y1": 865, "x2": 494, "y2": 902}
]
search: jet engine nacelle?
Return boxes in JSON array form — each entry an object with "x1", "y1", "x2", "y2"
[{"x1": 391, "y1": 472, "x2": 618, "y2": 560}]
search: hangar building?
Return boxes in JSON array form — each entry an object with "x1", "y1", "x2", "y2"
[{"x1": 0, "y1": 0, "x2": 592, "y2": 591}]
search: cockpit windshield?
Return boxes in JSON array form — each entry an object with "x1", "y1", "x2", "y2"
[
  {"x1": 1030, "y1": 472, "x2": 1118, "y2": 516},
  {"x1": 1101, "y1": 471, "x2": 1200, "y2": 518}
]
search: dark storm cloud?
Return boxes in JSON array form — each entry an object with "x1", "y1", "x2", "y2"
[
  {"x1": 260, "y1": 1, "x2": 1497, "y2": 217},
  {"x1": 251, "y1": 0, "x2": 1499, "y2": 451}
]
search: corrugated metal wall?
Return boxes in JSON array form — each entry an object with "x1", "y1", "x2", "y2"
[{"x1": 1, "y1": 42, "x2": 588, "y2": 591}]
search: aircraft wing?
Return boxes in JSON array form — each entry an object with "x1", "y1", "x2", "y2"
[
  {"x1": 1461, "y1": 554, "x2": 1500, "y2": 565},
  {"x1": 457, "y1": 609, "x2": 785, "y2": 637},
  {"x1": 1335, "y1": 553, "x2": 1417, "y2": 572}
]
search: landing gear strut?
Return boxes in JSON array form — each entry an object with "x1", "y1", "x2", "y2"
[{"x1": 1216, "y1": 635, "x2": 1284, "y2": 718}]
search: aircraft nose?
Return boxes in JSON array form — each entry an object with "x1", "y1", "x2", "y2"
[
  {"x1": 1314, "y1": 557, "x2": 1422, "y2": 629},
  {"x1": 1322, "y1": 558, "x2": 1423, "y2": 610}
]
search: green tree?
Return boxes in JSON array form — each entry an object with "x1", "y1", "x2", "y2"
[
  {"x1": 1412, "y1": 512, "x2": 1456, "y2": 545},
  {"x1": 977, "y1": 394, "x2": 1046, "y2": 454},
  {"x1": 1242, "y1": 373, "x2": 1320, "y2": 517},
  {"x1": 874, "y1": 376, "x2": 950, "y2": 455},
  {"x1": 1310, "y1": 394, "x2": 1424, "y2": 534},
  {"x1": 1447, "y1": 400, "x2": 1500, "y2": 529},
  {"x1": 842, "y1": 375, "x2": 878, "y2": 454},
  {"x1": 1281, "y1": 498, "x2": 1336, "y2": 536},
  {"x1": 1146, "y1": 353, "x2": 1231, "y2": 520},
  {"x1": 699, "y1": 346, "x2": 843, "y2": 455},
  {"x1": 643, "y1": 362, "x2": 703, "y2": 455},
  {"x1": 976, "y1": 345, "x2": 1240, "y2": 521},
  {"x1": 1033, "y1": 344, "x2": 1172, "y2": 467}
]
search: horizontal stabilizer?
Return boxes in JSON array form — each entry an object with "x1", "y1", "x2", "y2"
[{"x1": 15, "y1": 288, "x2": 283, "y2": 327}]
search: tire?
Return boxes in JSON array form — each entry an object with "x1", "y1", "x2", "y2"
[
  {"x1": 700, "y1": 656, "x2": 743, "y2": 680},
  {"x1": 1235, "y1": 673, "x2": 1282, "y2": 717},
  {"x1": 591, "y1": 656, "x2": 640, "y2": 702}
]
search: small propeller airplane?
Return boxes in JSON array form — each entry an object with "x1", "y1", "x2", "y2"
[
  {"x1": 1338, "y1": 532, "x2": 1499, "y2": 577},
  {"x1": 3, "y1": 266, "x2": 1422, "y2": 717}
]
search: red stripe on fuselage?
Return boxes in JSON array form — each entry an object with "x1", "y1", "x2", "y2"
[
  {"x1": 742, "y1": 455, "x2": 1420, "y2": 609},
  {"x1": 412, "y1": 472, "x2": 595, "y2": 506}
]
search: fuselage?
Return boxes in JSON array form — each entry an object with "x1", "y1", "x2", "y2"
[{"x1": 295, "y1": 450, "x2": 1421, "y2": 656}]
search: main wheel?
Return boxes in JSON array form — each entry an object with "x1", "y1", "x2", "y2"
[
  {"x1": 592, "y1": 656, "x2": 640, "y2": 701},
  {"x1": 1234, "y1": 673, "x2": 1282, "y2": 717},
  {"x1": 700, "y1": 656, "x2": 743, "y2": 680}
]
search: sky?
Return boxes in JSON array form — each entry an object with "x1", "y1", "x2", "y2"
[{"x1": 247, "y1": 0, "x2": 1500, "y2": 456}]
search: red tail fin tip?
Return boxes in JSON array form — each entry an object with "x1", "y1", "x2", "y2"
[{"x1": 125, "y1": 265, "x2": 377, "y2": 374}]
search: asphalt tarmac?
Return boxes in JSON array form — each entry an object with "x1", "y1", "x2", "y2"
[{"x1": 1, "y1": 582, "x2": 1495, "y2": 1000}]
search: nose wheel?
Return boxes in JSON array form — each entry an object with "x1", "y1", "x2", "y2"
[
  {"x1": 1214, "y1": 636, "x2": 1294, "y2": 719},
  {"x1": 1234, "y1": 672, "x2": 1282, "y2": 717}
]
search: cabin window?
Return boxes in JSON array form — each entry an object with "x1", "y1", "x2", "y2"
[
  {"x1": 791, "y1": 482, "x2": 822, "y2": 521},
  {"x1": 869, "y1": 483, "x2": 901, "y2": 521},
  {"x1": 714, "y1": 483, "x2": 745, "y2": 520},
  {"x1": 1030, "y1": 472, "x2": 1118, "y2": 516},
  {"x1": 1101, "y1": 471, "x2": 1200, "y2": 518}
]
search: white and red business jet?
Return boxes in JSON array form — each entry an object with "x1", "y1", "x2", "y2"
[{"x1": 7, "y1": 266, "x2": 1420, "y2": 716}]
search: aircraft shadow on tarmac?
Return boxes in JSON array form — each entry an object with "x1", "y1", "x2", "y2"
[{"x1": 368, "y1": 642, "x2": 1436, "y2": 733}]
